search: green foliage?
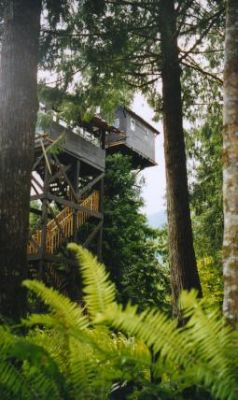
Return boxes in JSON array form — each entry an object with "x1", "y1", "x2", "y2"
[
  {"x1": 154, "y1": 225, "x2": 223, "y2": 309},
  {"x1": 0, "y1": 245, "x2": 238, "y2": 399},
  {"x1": 38, "y1": 83, "x2": 132, "y2": 128},
  {"x1": 49, "y1": 0, "x2": 224, "y2": 123},
  {"x1": 186, "y1": 106, "x2": 223, "y2": 307},
  {"x1": 188, "y1": 107, "x2": 223, "y2": 261},
  {"x1": 68, "y1": 243, "x2": 116, "y2": 318},
  {"x1": 29, "y1": 201, "x2": 41, "y2": 231},
  {"x1": 197, "y1": 257, "x2": 223, "y2": 308},
  {"x1": 103, "y1": 154, "x2": 170, "y2": 311}
]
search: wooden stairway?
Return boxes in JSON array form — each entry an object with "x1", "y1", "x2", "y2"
[{"x1": 28, "y1": 191, "x2": 99, "y2": 255}]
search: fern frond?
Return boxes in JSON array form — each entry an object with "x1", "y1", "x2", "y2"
[
  {"x1": 23, "y1": 314, "x2": 56, "y2": 328},
  {"x1": 0, "y1": 361, "x2": 33, "y2": 400},
  {"x1": 23, "y1": 279, "x2": 89, "y2": 331},
  {"x1": 68, "y1": 243, "x2": 116, "y2": 318},
  {"x1": 180, "y1": 292, "x2": 238, "y2": 400},
  {"x1": 68, "y1": 339, "x2": 110, "y2": 400},
  {"x1": 0, "y1": 326, "x2": 64, "y2": 400},
  {"x1": 23, "y1": 365, "x2": 63, "y2": 400},
  {"x1": 100, "y1": 302, "x2": 192, "y2": 369}
]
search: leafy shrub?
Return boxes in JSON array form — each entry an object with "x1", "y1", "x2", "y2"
[{"x1": 0, "y1": 244, "x2": 237, "y2": 399}]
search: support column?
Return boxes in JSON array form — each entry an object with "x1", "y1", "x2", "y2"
[
  {"x1": 73, "y1": 159, "x2": 81, "y2": 241},
  {"x1": 97, "y1": 175, "x2": 104, "y2": 260}
]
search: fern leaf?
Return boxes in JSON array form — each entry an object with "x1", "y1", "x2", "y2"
[
  {"x1": 100, "y1": 302, "x2": 193, "y2": 372},
  {"x1": 23, "y1": 279, "x2": 89, "y2": 331},
  {"x1": 68, "y1": 243, "x2": 116, "y2": 318}
]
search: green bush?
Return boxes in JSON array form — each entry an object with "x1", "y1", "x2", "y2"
[{"x1": 0, "y1": 244, "x2": 238, "y2": 399}]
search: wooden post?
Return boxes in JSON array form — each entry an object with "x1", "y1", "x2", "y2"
[
  {"x1": 97, "y1": 174, "x2": 104, "y2": 260},
  {"x1": 73, "y1": 160, "x2": 80, "y2": 241},
  {"x1": 101, "y1": 129, "x2": 106, "y2": 150},
  {"x1": 96, "y1": 128, "x2": 105, "y2": 260}
]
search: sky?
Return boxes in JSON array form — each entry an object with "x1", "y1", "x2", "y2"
[{"x1": 132, "y1": 94, "x2": 166, "y2": 216}]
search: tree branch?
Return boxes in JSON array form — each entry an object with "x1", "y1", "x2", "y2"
[{"x1": 182, "y1": 59, "x2": 223, "y2": 85}]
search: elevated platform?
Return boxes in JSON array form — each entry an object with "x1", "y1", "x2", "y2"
[
  {"x1": 106, "y1": 134, "x2": 156, "y2": 169},
  {"x1": 48, "y1": 121, "x2": 106, "y2": 173}
]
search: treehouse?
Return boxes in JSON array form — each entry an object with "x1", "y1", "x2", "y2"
[
  {"x1": 28, "y1": 106, "x2": 158, "y2": 290},
  {"x1": 106, "y1": 106, "x2": 159, "y2": 169}
]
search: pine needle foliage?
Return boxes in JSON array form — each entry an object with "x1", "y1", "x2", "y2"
[{"x1": 0, "y1": 244, "x2": 238, "y2": 399}]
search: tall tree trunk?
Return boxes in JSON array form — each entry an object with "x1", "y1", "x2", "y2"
[
  {"x1": 223, "y1": 0, "x2": 238, "y2": 322},
  {"x1": 159, "y1": 0, "x2": 202, "y2": 317},
  {"x1": 0, "y1": 0, "x2": 41, "y2": 321}
]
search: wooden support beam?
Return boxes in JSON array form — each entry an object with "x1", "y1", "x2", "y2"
[
  {"x1": 84, "y1": 221, "x2": 103, "y2": 248},
  {"x1": 29, "y1": 207, "x2": 43, "y2": 216},
  {"x1": 73, "y1": 160, "x2": 81, "y2": 241},
  {"x1": 44, "y1": 254, "x2": 77, "y2": 267},
  {"x1": 28, "y1": 254, "x2": 77, "y2": 266},
  {"x1": 47, "y1": 193, "x2": 103, "y2": 219},
  {"x1": 53, "y1": 154, "x2": 79, "y2": 202},
  {"x1": 78, "y1": 172, "x2": 104, "y2": 198},
  {"x1": 27, "y1": 254, "x2": 41, "y2": 262},
  {"x1": 28, "y1": 236, "x2": 40, "y2": 251},
  {"x1": 46, "y1": 203, "x2": 67, "y2": 241},
  {"x1": 41, "y1": 139, "x2": 52, "y2": 174},
  {"x1": 97, "y1": 175, "x2": 104, "y2": 260},
  {"x1": 48, "y1": 164, "x2": 71, "y2": 184},
  {"x1": 30, "y1": 194, "x2": 44, "y2": 201},
  {"x1": 32, "y1": 153, "x2": 44, "y2": 171},
  {"x1": 101, "y1": 129, "x2": 106, "y2": 150},
  {"x1": 97, "y1": 227, "x2": 103, "y2": 261}
]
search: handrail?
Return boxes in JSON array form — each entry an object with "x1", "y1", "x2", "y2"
[{"x1": 28, "y1": 191, "x2": 99, "y2": 255}]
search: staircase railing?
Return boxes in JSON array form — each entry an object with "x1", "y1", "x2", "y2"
[{"x1": 28, "y1": 191, "x2": 99, "y2": 255}]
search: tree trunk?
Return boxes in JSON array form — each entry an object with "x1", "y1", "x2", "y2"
[
  {"x1": 159, "y1": 0, "x2": 202, "y2": 317},
  {"x1": 0, "y1": 0, "x2": 41, "y2": 321},
  {"x1": 223, "y1": 0, "x2": 238, "y2": 322}
]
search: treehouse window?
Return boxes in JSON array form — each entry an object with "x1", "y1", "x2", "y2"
[
  {"x1": 130, "y1": 118, "x2": 135, "y2": 131},
  {"x1": 114, "y1": 118, "x2": 120, "y2": 129}
]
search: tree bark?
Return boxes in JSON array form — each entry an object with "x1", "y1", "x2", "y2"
[
  {"x1": 159, "y1": 0, "x2": 202, "y2": 317},
  {"x1": 0, "y1": 0, "x2": 41, "y2": 321},
  {"x1": 223, "y1": 0, "x2": 238, "y2": 322}
]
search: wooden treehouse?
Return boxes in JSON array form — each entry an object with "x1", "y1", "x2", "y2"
[
  {"x1": 106, "y1": 106, "x2": 158, "y2": 169},
  {"x1": 28, "y1": 106, "x2": 159, "y2": 293}
]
